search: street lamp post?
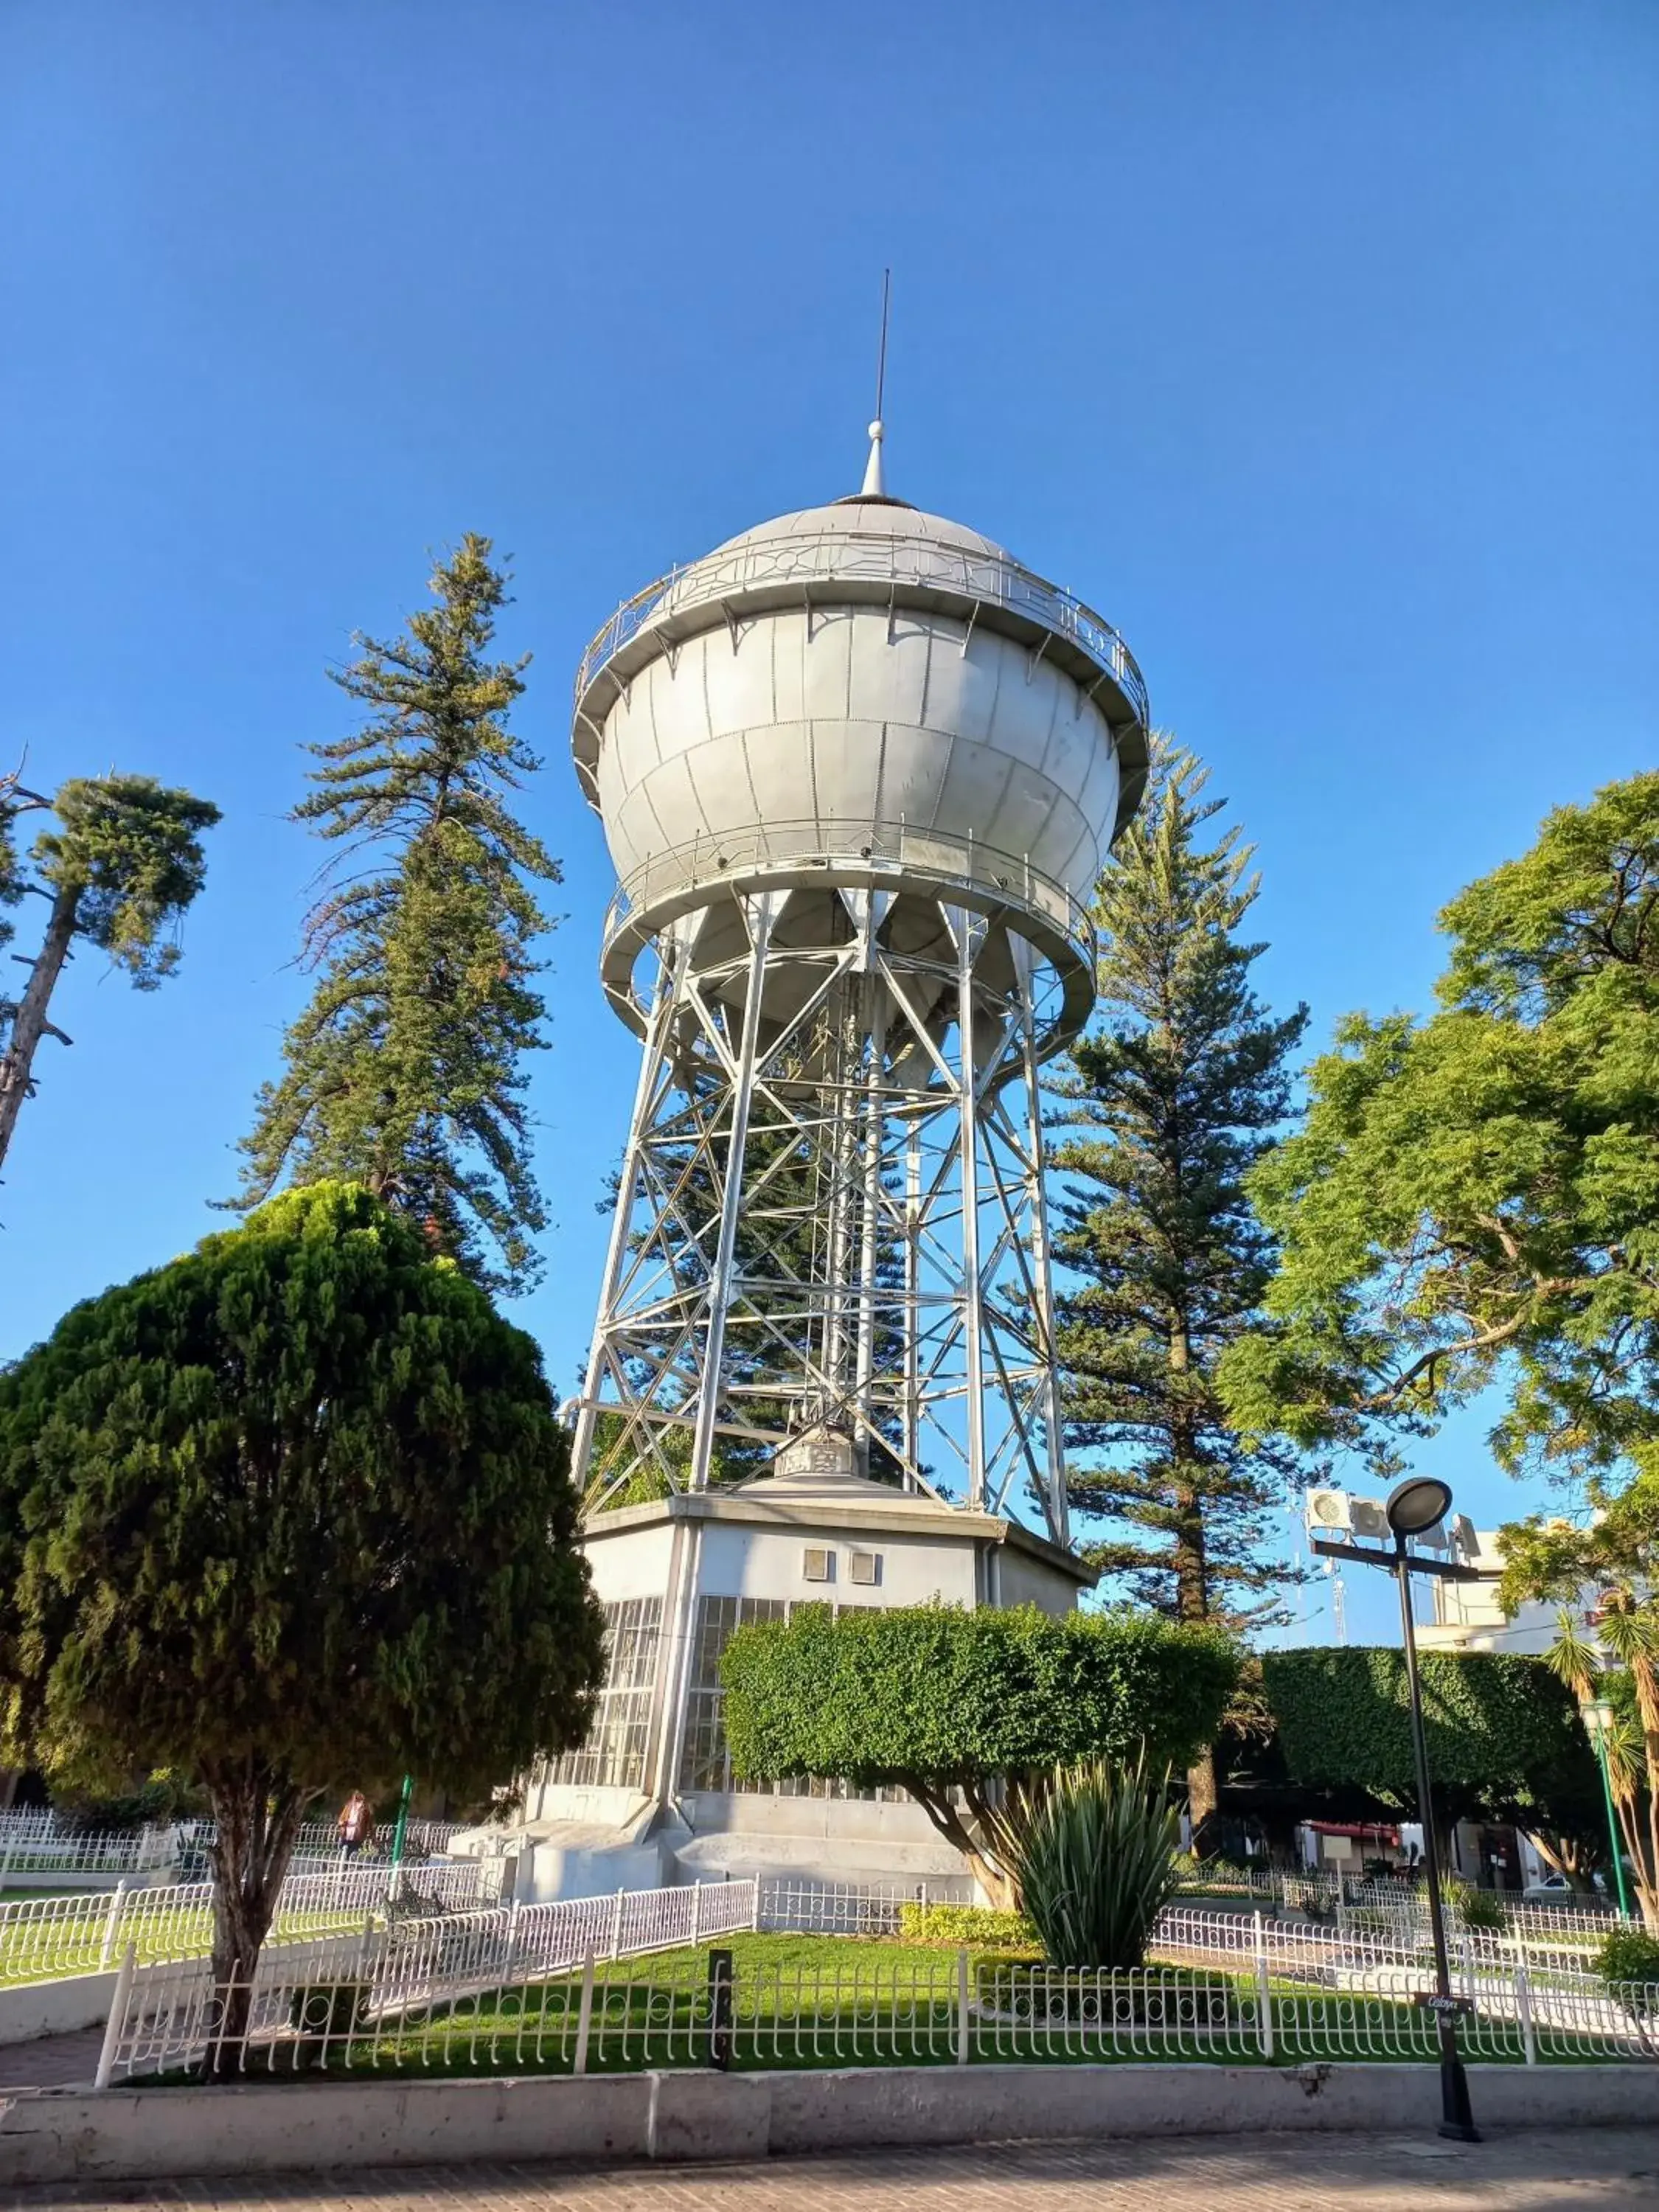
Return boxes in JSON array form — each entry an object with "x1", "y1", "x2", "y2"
[
  {"x1": 1310, "y1": 1475, "x2": 1481, "y2": 2143},
  {"x1": 1581, "y1": 1699, "x2": 1632, "y2": 1921}
]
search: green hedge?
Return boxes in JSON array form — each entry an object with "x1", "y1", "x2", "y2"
[
  {"x1": 721, "y1": 1604, "x2": 1239, "y2": 1790},
  {"x1": 1260, "y1": 1646, "x2": 1600, "y2": 1821}
]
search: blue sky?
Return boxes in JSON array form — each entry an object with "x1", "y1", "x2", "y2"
[{"x1": 1, "y1": 1, "x2": 1654, "y2": 1644}]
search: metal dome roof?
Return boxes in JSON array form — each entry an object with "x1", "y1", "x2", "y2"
[{"x1": 699, "y1": 493, "x2": 1015, "y2": 570}]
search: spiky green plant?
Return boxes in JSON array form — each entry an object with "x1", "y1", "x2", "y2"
[{"x1": 992, "y1": 1753, "x2": 1181, "y2": 1968}]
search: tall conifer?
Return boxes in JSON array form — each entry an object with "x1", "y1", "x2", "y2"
[
  {"x1": 1051, "y1": 745, "x2": 1307, "y2": 1842},
  {"x1": 237, "y1": 536, "x2": 556, "y2": 1291}
]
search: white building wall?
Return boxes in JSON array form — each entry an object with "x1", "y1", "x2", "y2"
[
  {"x1": 1418, "y1": 1528, "x2": 1582, "y2": 1658},
  {"x1": 695, "y1": 1520, "x2": 978, "y2": 1608},
  {"x1": 582, "y1": 1523, "x2": 677, "y2": 1604}
]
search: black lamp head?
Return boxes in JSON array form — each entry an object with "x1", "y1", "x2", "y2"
[{"x1": 1385, "y1": 1475, "x2": 1453, "y2": 1537}]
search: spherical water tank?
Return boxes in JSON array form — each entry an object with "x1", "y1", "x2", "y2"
[{"x1": 572, "y1": 488, "x2": 1149, "y2": 1034}]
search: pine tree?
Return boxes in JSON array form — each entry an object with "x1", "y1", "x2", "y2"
[
  {"x1": 1051, "y1": 745, "x2": 1308, "y2": 1844},
  {"x1": 0, "y1": 771, "x2": 219, "y2": 1178},
  {"x1": 237, "y1": 536, "x2": 557, "y2": 1293}
]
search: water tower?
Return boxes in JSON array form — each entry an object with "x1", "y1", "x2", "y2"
[{"x1": 523, "y1": 425, "x2": 1150, "y2": 1899}]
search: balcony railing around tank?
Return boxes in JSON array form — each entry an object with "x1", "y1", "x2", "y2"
[
  {"x1": 573, "y1": 527, "x2": 1149, "y2": 729},
  {"x1": 599, "y1": 819, "x2": 1099, "y2": 975}
]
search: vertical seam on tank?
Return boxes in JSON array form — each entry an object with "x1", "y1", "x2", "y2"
[
  {"x1": 644, "y1": 656, "x2": 664, "y2": 773},
  {"x1": 981, "y1": 745, "x2": 1022, "y2": 857},
  {"x1": 739, "y1": 726, "x2": 764, "y2": 832}
]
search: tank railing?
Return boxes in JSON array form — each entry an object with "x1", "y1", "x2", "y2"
[
  {"x1": 574, "y1": 528, "x2": 1149, "y2": 728},
  {"x1": 599, "y1": 819, "x2": 1097, "y2": 968}
]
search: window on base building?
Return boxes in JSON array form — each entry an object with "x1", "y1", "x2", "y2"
[
  {"x1": 677, "y1": 1593, "x2": 903, "y2": 1801},
  {"x1": 547, "y1": 1596, "x2": 662, "y2": 1790}
]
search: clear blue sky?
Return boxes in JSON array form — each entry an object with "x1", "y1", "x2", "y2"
[{"x1": 2, "y1": 2, "x2": 1654, "y2": 1644}]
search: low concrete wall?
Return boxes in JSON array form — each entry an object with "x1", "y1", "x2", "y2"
[
  {"x1": 0, "y1": 2062, "x2": 1654, "y2": 2185},
  {"x1": 0, "y1": 1972, "x2": 115, "y2": 2048}
]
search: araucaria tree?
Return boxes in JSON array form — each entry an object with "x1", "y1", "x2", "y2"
[
  {"x1": 237, "y1": 536, "x2": 557, "y2": 1292},
  {"x1": 0, "y1": 1183, "x2": 605, "y2": 2073},
  {"x1": 1050, "y1": 745, "x2": 1307, "y2": 1842},
  {"x1": 0, "y1": 772, "x2": 219, "y2": 1176},
  {"x1": 1220, "y1": 771, "x2": 1659, "y2": 1492}
]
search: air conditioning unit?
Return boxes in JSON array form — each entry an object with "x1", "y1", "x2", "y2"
[
  {"x1": 1349, "y1": 1498, "x2": 1390, "y2": 1540},
  {"x1": 849, "y1": 1549, "x2": 881, "y2": 1587},
  {"x1": 1305, "y1": 1489, "x2": 1353, "y2": 1533},
  {"x1": 801, "y1": 1546, "x2": 835, "y2": 1585}
]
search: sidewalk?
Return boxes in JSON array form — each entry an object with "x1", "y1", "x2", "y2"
[{"x1": 4, "y1": 2130, "x2": 1659, "y2": 2210}]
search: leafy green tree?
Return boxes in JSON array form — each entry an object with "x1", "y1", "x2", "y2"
[
  {"x1": 1498, "y1": 1497, "x2": 1659, "y2": 1929},
  {"x1": 1050, "y1": 745, "x2": 1308, "y2": 1841},
  {"x1": 720, "y1": 1604, "x2": 1238, "y2": 1906},
  {"x1": 1260, "y1": 1645, "x2": 1604, "y2": 1880},
  {"x1": 237, "y1": 536, "x2": 557, "y2": 1293},
  {"x1": 1220, "y1": 772, "x2": 1659, "y2": 1494},
  {"x1": 0, "y1": 773, "x2": 219, "y2": 1176},
  {"x1": 0, "y1": 1182, "x2": 605, "y2": 2072}
]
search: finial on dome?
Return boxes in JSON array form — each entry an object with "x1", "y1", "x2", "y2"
[
  {"x1": 854, "y1": 268, "x2": 892, "y2": 498},
  {"x1": 860, "y1": 418, "x2": 886, "y2": 498}
]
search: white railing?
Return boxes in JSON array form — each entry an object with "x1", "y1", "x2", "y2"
[
  {"x1": 0, "y1": 1815, "x2": 179, "y2": 1879},
  {"x1": 757, "y1": 1877, "x2": 972, "y2": 1937},
  {"x1": 95, "y1": 1897, "x2": 1659, "y2": 2085},
  {"x1": 1152, "y1": 1903, "x2": 1647, "y2": 2045},
  {"x1": 573, "y1": 527, "x2": 1150, "y2": 730},
  {"x1": 0, "y1": 1857, "x2": 494, "y2": 1986},
  {"x1": 97, "y1": 1876, "x2": 765, "y2": 2084},
  {"x1": 599, "y1": 818, "x2": 1098, "y2": 979}
]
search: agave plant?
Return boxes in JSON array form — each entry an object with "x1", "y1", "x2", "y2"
[{"x1": 992, "y1": 1751, "x2": 1180, "y2": 1969}]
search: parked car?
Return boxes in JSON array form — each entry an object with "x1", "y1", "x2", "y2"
[{"x1": 1523, "y1": 1871, "x2": 1608, "y2": 1905}]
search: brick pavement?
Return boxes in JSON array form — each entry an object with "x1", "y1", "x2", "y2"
[{"x1": 4, "y1": 2132, "x2": 1659, "y2": 2210}]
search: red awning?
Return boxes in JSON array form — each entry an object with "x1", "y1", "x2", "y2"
[{"x1": 1307, "y1": 1822, "x2": 1402, "y2": 1845}]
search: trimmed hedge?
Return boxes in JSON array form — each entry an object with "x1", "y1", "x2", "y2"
[
  {"x1": 1260, "y1": 1646, "x2": 1601, "y2": 1823},
  {"x1": 721, "y1": 1604, "x2": 1239, "y2": 1789}
]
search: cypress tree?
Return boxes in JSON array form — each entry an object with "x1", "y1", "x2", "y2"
[
  {"x1": 237, "y1": 535, "x2": 557, "y2": 1292},
  {"x1": 1051, "y1": 745, "x2": 1307, "y2": 1844}
]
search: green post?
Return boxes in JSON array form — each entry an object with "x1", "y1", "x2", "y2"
[
  {"x1": 1588, "y1": 1717, "x2": 1632, "y2": 1920},
  {"x1": 389, "y1": 1773, "x2": 413, "y2": 1869}
]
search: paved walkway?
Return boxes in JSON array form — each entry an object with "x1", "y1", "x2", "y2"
[
  {"x1": 0, "y1": 2034, "x2": 102, "y2": 2093},
  {"x1": 4, "y1": 2133, "x2": 1659, "y2": 2210}
]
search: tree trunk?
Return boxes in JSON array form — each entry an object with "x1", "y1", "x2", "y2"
[
  {"x1": 1186, "y1": 1745, "x2": 1220, "y2": 1857},
  {"x1": 905, "y1": 1779, "x2": 1019, "y2": 1912},
  {"x1": 201, "y1": 1762, "x2": 312, "y2": 2081},
  {"x1": 0, "y1": 882, "x2": 77, "y2": 1174},
  {"x1": 1168, "y1": 1422, "x2": 1222, "y2": 1860}
]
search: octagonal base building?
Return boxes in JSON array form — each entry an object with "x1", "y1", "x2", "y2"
[{"x1": 504, "y1": 425, "x2": 1148, "y2": 1902}]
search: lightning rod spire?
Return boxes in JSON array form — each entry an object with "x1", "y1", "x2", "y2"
[{"x1": 859, "y1": 268, "x2": 891, "y2": 497}]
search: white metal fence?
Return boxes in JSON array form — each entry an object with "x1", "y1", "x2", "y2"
[
  {"x1": 0, "y1": 1815, "x2": 179, "y2": 1881},
  {"x1": 0, "y1": 1858, "x2": 495, "y2": 1986},
  {"x1": 0, "y1": 1812, "x2": 470, "y2": 1885},
  {"x1": 92, "y1": 1875, "x2": 1659, "y2": 2085},
  {"x1": 97, "y1": 1876, "x2": 764, "y2": 2084},
  {"x1": 756, "y1": 1877, "x2": 972, "y2": 1937}
]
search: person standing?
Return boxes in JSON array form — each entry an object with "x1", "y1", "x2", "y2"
[{"x1": 336, "y1": 1790, "x2": 372, "y2": 1859}]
